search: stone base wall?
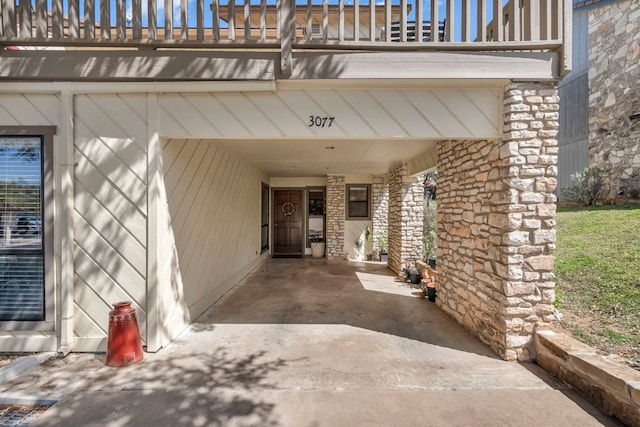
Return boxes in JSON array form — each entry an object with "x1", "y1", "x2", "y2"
[
  {"x1": 326, "y1": 175, "x2": 345, "y2": 259},
  {"x1": 372, "y1": 174, "x2": 389, "y2": 260},
  {"x1": 436, "y1": 82, "x2": 559, "y2": 361},
  {"x1": 588, "y1": 0, "x2": 640, "y2": 201},
  {"x1": 388, "y1": 164, "x2": 424, "y2": 275}
]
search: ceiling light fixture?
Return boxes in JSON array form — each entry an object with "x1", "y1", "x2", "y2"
[{"x1": 325, "y1": 146, "x2": 335, "y2": 150}]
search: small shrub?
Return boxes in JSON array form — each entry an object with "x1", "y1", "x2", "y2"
[
  {"x1": 561, "y1": 166, "x2": 609, "y2": 206},
  {"x1": 423, "y1": 202, "x2": 437, "y2": 260}
]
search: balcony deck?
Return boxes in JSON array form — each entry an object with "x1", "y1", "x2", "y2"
[{"x1": 0, "y1": 0, "x2": 572, "y2": 81}]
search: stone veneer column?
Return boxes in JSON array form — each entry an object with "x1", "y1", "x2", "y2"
[
  {"x1": 388, "y1": 164, "x2": 424, "y2": 275},
  {"x1": 326, "y1": 175, "x2": 345, "y2": 259},
  {"x1": 436, "y1": 82, "x2": 559, "y2": 361},
  {"x1": 371, "y1": 174, "x2": 389, "y2": 260}
]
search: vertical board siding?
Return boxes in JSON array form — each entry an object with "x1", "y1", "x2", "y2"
[
  {"x1": 159, "y1": 89, "x2": 500, "y2": 139},
  {"x1": 558, "y1": 73, "x2": 589, "y2": 198},
  {"x1": 556, "y1": 8, "x2": 589, "y2": 199},
  {"x1": 161, "y1": 139, "x2": 263, "y2": 319},
  {"x1": 73, "y1": 94, "x2": 148, "y2": 347}
]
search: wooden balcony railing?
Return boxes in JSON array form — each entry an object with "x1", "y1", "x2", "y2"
[{"x1": 0, "y1": 0, "x2": 571, "y2": 75}]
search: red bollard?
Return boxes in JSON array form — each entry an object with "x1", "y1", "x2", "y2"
[{"x1": 106, "y1": 301, "x2": 144, "y2": 367}]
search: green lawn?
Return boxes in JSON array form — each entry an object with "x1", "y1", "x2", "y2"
[{"x1": 555, "y1": 205, "x2": 640, "y2": 366}]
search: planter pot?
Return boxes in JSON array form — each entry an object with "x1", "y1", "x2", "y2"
[
  {"x1": 428, "y1": 257, "x2": 437, "y2": 269},
  {"x1": 311, "y1": 242, "x2": 325, "y2": 258},
  {"x1": 380, "y1": 253, "x2": 388, "y2": 262},
  {"x1": 409, "y1": 271, "x2": 421, "y2": 285},
  {"x1": 426, "y1": 284, "x2": 437, "y2": 302}
]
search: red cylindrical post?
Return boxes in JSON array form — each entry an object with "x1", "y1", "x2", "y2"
[{"x1": 106, "y1": 301, "x2": 144, "y2": 367}]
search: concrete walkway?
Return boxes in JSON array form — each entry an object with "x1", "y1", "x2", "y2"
[{"x1": 0, "y1": 259, "x2": 623, "y2": 426}]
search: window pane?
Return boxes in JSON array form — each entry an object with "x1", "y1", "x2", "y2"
[
  {"x1": 0, "y1": 256, "x2": 44, "y2": 320},
  {"x1": 0, "y1": 137, "x2": 44, "y2": 321},
  {"x1": 349, "y1": 186, "x2": 368, "y2": 202},
  {"x1": 349, "y1": 201, "x2": 368, "y2": 218}
]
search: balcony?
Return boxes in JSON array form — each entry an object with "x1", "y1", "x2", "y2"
[{"x1": 0, "y1": 0, "x2": 571, "y2": 78}]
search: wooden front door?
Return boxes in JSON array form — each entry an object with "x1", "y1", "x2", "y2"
[{"x1": 274, "y1": 190, "x2": 303, "y2": 256}]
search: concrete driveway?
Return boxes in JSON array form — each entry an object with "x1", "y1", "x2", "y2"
[{"x1": 2, "y1": 258, "x2": 622, "y2": 426}]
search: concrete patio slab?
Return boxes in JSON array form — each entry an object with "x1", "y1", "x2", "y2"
[{"x1": 0, "y1": 259, "x2": 624, "y2": 426}]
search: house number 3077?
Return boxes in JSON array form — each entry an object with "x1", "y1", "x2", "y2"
[{"x1": 308, "y1": 116, "x2": 335, "y2": 128}]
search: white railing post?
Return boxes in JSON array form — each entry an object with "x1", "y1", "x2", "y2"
[
  {"x1": 445, "y1": 0, "x2": 455, "y2": 42},
  {"x1": 492, "y1": 0, "x2": 503, "y2": 42},
  {"x1": 133, "y1": 0, "x2": 142, "y2": 39},
  {"x1": 83, "y1": 0, "x2": 94, "y2": 39},
  {"x1": 462, "y1": 0, "x2": 470, "y2": 42},
  {"x1": 384, "y1": 0, "x2": 391, "y2": 41},
  {"x1": 53, "y1": 0, "x2": 63, "y2": 38},
  {"x1": 197, "y1": 0, "x2": 204, "y2": 40},
  {"x1": 117, "y1": 0, "x2": 126, "y2": 39},
  {"x1": 280, "y1": 0, "x2": 294, "y2": 75},
  {"x1": 212, "y1": 0, "x2": 220, "y2": 40},
  {"x1": 430, "y1": 0, "x2": 439, "y2": 43},
  {"x1": 36, "y1": 0, "x2": 50, "y2": 38},
  {"x1": 339, "y1": 0, "x2": 344, "y2": 41},
  {"x1": 415, "y1": 0, "x2": 423, "y2": 42},
  {"x1": 244, "y1": 0, "x2": 251, "y2": 40},
  {"x1": 19, "y1": 0, "x2": 31, "y2": 38},
  {"x1": 369, "y1": 0, "x2": 375, "y2": 41},
  {"x1": 561, "y1": 0, "x2": 572, "y2": 75},
  {"x1": 354, "y1": 0, "x2": 359, "y2": 42},
  {"x1": 101, "y1": 0, "x2": 111, "y2": 39},
  {"x1": 149, "y1": 0, "x2": 157, "y2": 39},
  {"x1": 2, "y1": 0, "x2": 17, "y2": 37},
  {"x1": 477, "y1": 0, "x2": 487, "y2": 42},
  {"x1": 164, "y1": 0, "x2": 173, "y2": 39}
]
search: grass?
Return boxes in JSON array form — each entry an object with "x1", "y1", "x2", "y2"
[{"x1": 554, "y1": 205, "x2": 640, "y2": 367}]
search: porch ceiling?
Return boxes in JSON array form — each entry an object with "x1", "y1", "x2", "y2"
[{"x1": 214, "y1": 138, "x2": 437, "y2": 177}]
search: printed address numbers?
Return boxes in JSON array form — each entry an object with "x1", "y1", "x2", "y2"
[{"x1": 308, "y1": 115, "x2": 335, "y2": 128}]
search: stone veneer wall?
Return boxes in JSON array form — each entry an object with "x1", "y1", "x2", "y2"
[
  {"x1": 371, "y1": 174, "x2": 389, "y2": 260},
  {"x1": 588, "y1": 0, "x2": 640, "y2": 201},
  {"x1": 326, "y1": 175, "x2": 345, "y2": 259},
  {"x1": 436, "y1": 82, "x2": 559, "y2": 361},
  {"x1": 388, "y1": 164, "x2": 424, "y2": 275}
]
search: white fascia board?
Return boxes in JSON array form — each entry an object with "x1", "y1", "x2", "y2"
[{"x1": 0, "y1": 81, "x2": 276, "y2": 94}]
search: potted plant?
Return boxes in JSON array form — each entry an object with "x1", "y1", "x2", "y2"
[
  {"x1": 364, "y1": 226, "x2": 373, "y2": 261},
  {"x1": 310, "y1": 236, "x2": 325, "y2": 258},
  {"x1": 378, "y1": 234, "x2": 388, "y2": 262}
]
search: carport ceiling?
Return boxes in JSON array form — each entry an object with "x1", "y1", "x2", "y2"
[{"x1": 215, "y1": 138, "x2": 437, "y2": 177}]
